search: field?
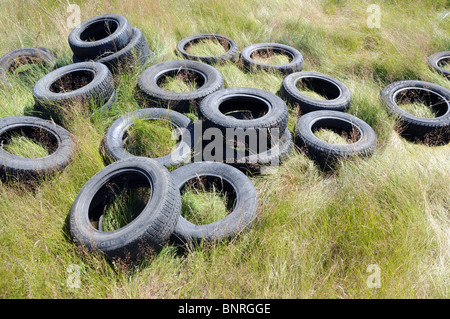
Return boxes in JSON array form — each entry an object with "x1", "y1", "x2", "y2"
[{"x1": 0, "y1": 0, "x2": 449, "y2": 299}]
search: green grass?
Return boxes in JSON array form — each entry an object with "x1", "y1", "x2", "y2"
[
  {"x1": 124, "y1": 118, "x2": 177, "y2": 158},
  {"x1": 0, "y1": 0, "x2": 449, "y2": 299},
  {"x1": 185, "y1": 39, "x2": 227, "y2": 57},
  {"x1": 181, "y1": 183, "x2": 230, "y2": 225},
  {"x1": 2, "y1": 133, "x2": 50, "y2": 158}
]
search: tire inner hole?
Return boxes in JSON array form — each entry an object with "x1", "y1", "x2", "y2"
[
  {"x1": 0, "y1": 126, "x2": 57, "y2": 158},
  {"x1": 157, "y1": 69, "x2": 205, "y2": 93},
  {"x1": 185, "y1": 37, "x2": 229, "y2": 57},
  {"x1": 218, "y1": 95, "x2": 269, "y2": 120},
  {"x1": 394, "y1": 88, "x2": 448, "y2": 119},
  {"x1": 89, "y1": 171, "x2": 152, "y2": 232},
  {"x1": 296, "y1": 77, "x2": 341, "y2": 100},
  {"x1": 80, "y1": 19, "x2": 119, "y2": 42},
  {"x1": 250, "y1": 48, "x2": 293, "y2": 65},
  {"x1": 123, "y1": 118, "x2": 179, "y2": 158},
  {"x1": 50, "y1": 70, "x2": 95, "y2": 93},
  {"x1": 180, "y1": 175, "x2": 236, "y2": 225},
  {"x1": 438, "y1": 57, "x2": 450, "y2": 72},
  {"x1": 312, "y1": 118, "x2": 361, "y2": 145},
  {"x1": 9, "y1": 55, "x2": 46, "y2": 74}
]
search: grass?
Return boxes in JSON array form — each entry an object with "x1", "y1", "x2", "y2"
[
  {"x1": 181, "y1": 182, "x2": 230, "y2": 225},
  {"x1": 185, "y1": 38, "x2": 227, "y2": 57},
  {"x1": 0, "y1": 0, "x2": 449, "y2": 299},
  {"x1": 2, "y1": 133, "x2": 50, "y2": 158},
  {"x1": 124, "y1": 118, "x2": 177, "y2": 158}
]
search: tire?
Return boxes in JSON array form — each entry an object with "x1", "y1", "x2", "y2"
[
  {"x1": 240, "y1": 42, "x2": 303, "y2": 75},
  {"x1": 199, "y1": 87, "x2": 289, "y2": 140},
  {"x1": 102, "y1": 108, "x2": 193, "y2": 168},
  {"x1": 0, "y1": 47, "x2": 55, "y2": 77},
  {"x1": 427, "y1": 51, "x2": 450, "y2": 79},
  {"x1": 68, "y1": 14, "x2": 133, "y2": 59},
  {"x1": 137, "y1": 60, "x2": 224, "y2": 111},
  {"x1": 295, "y1": 110, "x2": 377, "y2": 168},
  {"x1": 380, "y1": 80, "x2": 450, "y2": 144},
  {"x1": 170, "y1": 161, "x2": 258, "y2": 245},
  {"x1": 176, "y1": 33, "x2": 239, "y2": 64},
  {"x1": 227, "y1": 127, "x2": 293, "y2": 169},
  {"x1": 32, "y1": 62, "x2": 115, "y2": 119},
  {"x1": 280, "y1": 71, "x2": 352, "y2": 114},
  {"x1": 73, "y1": 27, "x2": 153, "y2": 72},
  {"x1": 69, "y1": 157, "x2": 181, "y2": 260},
  {"x1": 0, "y1": 116, "x2": 74, "y2": 180}
]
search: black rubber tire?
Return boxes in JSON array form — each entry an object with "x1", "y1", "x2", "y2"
[
  {"x1": 226, "y1": 127, "x2": 293, "y2": 169},
  {"x1": 176, "y1": 33, "x2": 239, "y2": 64},
  {"x1": 102, "y1": 108, "x2": 193, "y2": 168},
  {"x1": 32, "y1": 62, "x2": 115, "y2": 117},
  {"x1": 280, "y1": 71, "x2": 352, "y2": 114},
  {"x1": 199, "y1": 87, "x2": 289, "y2": 140},
  {"x1": 170, "y1": 161, "x2": 258, "y2": 245},
  {"x1": 137, "y1": 60, "x2": 224, "y2": 111},
  {"x1": 427, "y1": 51, "x2": 450, "y2": 79},
  {"x1": 0, "y1": 116, "x2": 74, "y2": 180},
  {"x1": 68, "y1": 14, "x2": 133, "y2": 59},
  {"x1": 73, "y1": 27, "x2": 153, "y2": 72},
  {"x1": 295, "y1": 110, "x2": 377, "y2": 168},
  {"x1": 69, "y1": 157, "x2": 181, "y2": 260},
  {"x1": 0, "y1": 47, "x2": 55, "y2": 77},
  {"x1": 380, "y1": 80, "x2": 450, "y2": 144},
  {"x1": 240, "y1": 42, "x2": 303, "y2": 75}
]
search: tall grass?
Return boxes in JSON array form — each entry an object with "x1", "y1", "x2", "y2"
[{"x1": 0, "y1": 0, "x2": 449, "y2": 299}]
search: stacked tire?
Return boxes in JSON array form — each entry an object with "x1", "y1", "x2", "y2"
[
  {"x1": 70, "y1": 14, "x2": 153, "y2": 72},
  {"x1": 280, "y1": 71, "x2": 377, "y2": 168}
]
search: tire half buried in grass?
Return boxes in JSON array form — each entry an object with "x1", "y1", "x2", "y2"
[
  {"x1": 32, "y1": 62, "x2": 115, "y2": 121},
  {"x1": 294, "y1": 110, "x2": 377, "y2": 168},
  {"x1": 176, "y1": 33, "x2": 239, "y2": 64},
  {"x1": 0, "y1": 116, "x2": 74, "y2": 180},
  {"x1": 102, "y1": 108, "x2": 193, "y2": 168},
  {"x1": 380, "y1": 80, "x2": 450, "y2": 145},
  {"x1": 69, "y1": 157, "x2": 181, "y2": 261},
  {"x1": 170, "y1": 161, "x2": 258, "y2": 246},
  {"x1": 280, "y1": 71, "x2": 352, "y2": 114},
  {"x1": 137, "y1": 60, "x2": 224, "y2": 112}
]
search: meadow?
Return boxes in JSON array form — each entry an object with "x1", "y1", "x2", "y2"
[{"x1": 0, "y1": 0, "x2": 449, "y2": 298}]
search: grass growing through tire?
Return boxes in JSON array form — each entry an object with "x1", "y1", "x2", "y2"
[
  {"x1": 0, "y1": 0, "x2": 449, "y2": 299},
  {"x1": 2, "y1": 134, "x2": 50, "y2": 158},
  {"x1": 181, "y1": 184, "x2": 230, "y2": 225},
  {"x1": 124, "y1": 118, "x2": 177, "y2": 158},
  {"x1": 185, "y1": 39, "x2": 228, "y2": 57}
]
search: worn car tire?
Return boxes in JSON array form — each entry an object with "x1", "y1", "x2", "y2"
[
  {"x1": 170, "y1": 161, "x2": 258, "y2": 245},
  {"x1": 380, "y1": 80, "x2": 450, "y2": 144},
  {"x1": 0, "y1": 116, "x2": 74, "y2": 180},
  {"x1": 240, "y1": 42, "x2": 303, "y2": 75},
  {"x1": 295, "y1": 110, "x2": 377, "y2": 168},
  {"x1": 33, "y1": 62, "x2": 115, "y2": 118},
  {"x1": 69, "y1": 157, "x2": 181, "y2": 260},
  {"x1": 280, "y1": 71, "x2": 352, "y2": 114},
  {"x1": 427, "y1": 51, "x2": 450, "y2": 79},
  {"x1": 199, "y1": 87, "x2": 289, "y2": 140},
  {"x1": 102, "y1": 108, "x2": 193, "y2": 168},
  {"x1": 68, "y1": 14, "x2": 133, "y2": 59},
  {"x1": 176, "y1": 33, "x2": 239, "y2": 64},
  {"x1": 73, "y1": 27, "x2": 153, "y2": 72},
  {"x1": 0, "y1": 47, "x2": 55, "y2": 79},
  {"x1": 137, "y1": 60, "x2": 224, "y2": 111}
]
